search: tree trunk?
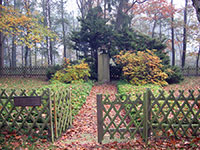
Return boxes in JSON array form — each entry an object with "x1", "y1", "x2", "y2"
[
  {"x1": 192, "y1": 0, "x2": 200, "y2": 23},
  {"x1": 159, "y1": 20, "x2": 162, "y2": 39},
  {"x1": 196, "y1": 44, "x2": 200, "y2": 75},
  {"x1": 182, "y1": 0, "x2": 188, "y2": 68},
  {"x1": 115, "y1": 0, "x2": 125, "y2": 30},
  {"x1": 152, "y1": 15, "x2": 157, "y2": 38},
  {"x1": 48, "y1": 0, "x2": 53, "y2": 65},
  {"x1": 29, "y1": 48, "x2": 32, "y2": 66},
  {"x1": 41, "y1": 51, "x2": 44, "y2": 66},
  {"x1": 25, "y1": 46, "x2": 29, "y2": 67},
  {"x1": 61, "y1": 0, "x2": 67, "y2": 59},
  {"x1": 0, "y1": 0, "x2": 4, "y2": 68},
  {"x1": 21, "y1": 46, "x2": 24, "y2": 66},
  {"x1": 103, "y1": 0, "x2": 107, "y2": 19},
  {"x1": 11, "y1": 37, "x2": 17, "y2": 67},
  {"x1": 24, "y1": 0, "x2": 31, "y2": 67},
  {"x1": 43, "y1": 0, "x2": 50, "y2": 65},
  {"x1": 171, "y1": 0, "x2": 175, "y2": 66},
  {"x1": 11, "y1": 0, "x2": 17, "y2": 67}
]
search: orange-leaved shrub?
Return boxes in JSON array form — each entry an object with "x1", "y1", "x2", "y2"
[
  {"x1": 53, "y1": 58, "x2": 90, "y2": 83},
  {"x1": 115, "y1": 50, "x2": 168, "y2": 86}
]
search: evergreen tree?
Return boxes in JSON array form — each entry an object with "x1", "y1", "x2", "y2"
[{"x1": 71, "y1": 6, "x2": 115, "y2": 79}]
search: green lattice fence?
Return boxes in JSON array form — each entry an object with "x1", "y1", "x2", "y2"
[
  {"x1": 0, "y1": 88, "x2": 72, "y2": 142},
  {"x1": 97, "y1": 89, "x2": 200, "y2": 144},
  {"x1": 181, "y1": 67, "x2": 200, "y2": 76},
  {"x1": 0, "y1": 66, "x2": 47, "y2": 77},
  {"x1": 149, "y1": 89, "x2": 200, "y2": 139}
]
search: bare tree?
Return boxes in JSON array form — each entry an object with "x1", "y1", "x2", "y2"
[
  {"x1": 192, "y1": 0, "x2": 200, "y2": 23},
  {"x1": 115, "y1": 0, "x2": 147, "y2": 30},
  {"x1": 76, "y1": 0, "x2": 94, "y2": 18},
  {"x1": 0, "y1": 0, "x2": 4, "y2": 68},
  {"x1": 171, "y1": 0, "x2": 175, "y2": 66},
  {"x1": 12, "y1": 0, "x2": 17, "y2": 67},
  {"x1": 61, "y1": 0, "x2": 67, "y2": 58},
  {"x1": 182, "y1": 0, "x2": 188, "y2": 68}
]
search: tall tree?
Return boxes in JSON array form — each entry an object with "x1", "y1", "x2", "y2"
[
  {"x1": 0, "y1": 0, "x2": 55, "y2": 67},
  {"x1": 171, "y1": 0, "x2": 175, "y2": 66},
  {"x1": 61, "y1": 0, "x2": 67, "y2": 58},
  {"x1": 47, "y1": 0, "x2": 53, "y2": 65},
  {"x1": 114, "y1": 0, "x2": 147, "y2": 30},
  {"x1": 24, "y1": 0, "x2": 31, "y2": 67},
  {"x1": 12, "y1": 0, "x2": 17, "y2": 67},
  {"x1": 192, "y1": 0, "x2": 200, "y2": 23},
  {"x1": 76, "y1": 0, "x2": 94, "y2": 18},
  {"x1": 196, "y1": 44, "x2": 200, "y2": 69},
  {"x1": 134, "y1": 0, "x2": 173, "y2": 38},
  {"x1": 182, "y1": 0, "x2": 188, "y2": 68},
  {"x1": 71, "y1": 7, "x2": 115, "y2": 78},
  {"x1": 0, "y1": 0, "x2": 3, "y2": 68}
]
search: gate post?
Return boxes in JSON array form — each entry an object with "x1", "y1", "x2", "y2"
[
  {"x1": 143, "y1": 88, "x2": 151, "y2": 144},
  {"x1": 97, "y1": 94, "x2": 103, "y2": 144}
]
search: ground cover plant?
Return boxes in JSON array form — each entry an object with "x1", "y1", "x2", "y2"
[{"x1": 41, "y1": 80, "x2": 93, "y2": 117}]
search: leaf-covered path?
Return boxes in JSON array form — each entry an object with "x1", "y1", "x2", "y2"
[{"x1": 54, "y1": 83, "x2": 118, "y2": 149}]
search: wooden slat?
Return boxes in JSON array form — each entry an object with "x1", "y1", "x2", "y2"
[
  {"x1": 97, "y1": 89, "x2": 200, "y2": 144},
  {"x1": 0, "y1": 66, "x2": 48, "y2": 77}
]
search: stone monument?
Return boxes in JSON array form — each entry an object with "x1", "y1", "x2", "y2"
[{"x1": 98, "y1": 53, "x2": 110, "y2": 82}]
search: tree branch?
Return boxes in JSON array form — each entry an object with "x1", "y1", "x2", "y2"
[{"x1": 125, "y1": 0, "x2": 147, "y2": 14}]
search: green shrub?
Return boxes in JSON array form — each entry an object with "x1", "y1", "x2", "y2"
[
  {"x1": 115, "y1": 50, "x2": 168, "y2": 86},
  {"x1": 41, "y1": 80, "x2": 93, "y2": 117},
  {"x1": 165, "y1": 66, "x2": 184, "y2": 84},
  {"x1": 117, "y1": 80, "x2": 162, "y2": 99},
  {"x1": 53, "y1": 59, "x2": 90, "y2": 83},
  {"x1": 46, "y1": 65, "x2": 62, "y2": 80},
  {"x1": 110, "y1": 65, "x2": 123, "y2": 80},
  {"x1": 117, "y1": 80, "x2": 163, "y2": 124}
]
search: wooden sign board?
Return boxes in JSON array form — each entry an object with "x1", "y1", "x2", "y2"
[{"x1": 14, "y1": 96, "x2": 41, "y2": 107}]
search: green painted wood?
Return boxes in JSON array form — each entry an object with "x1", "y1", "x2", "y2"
[
  {"x1": 97, "y1": 94, "x2": 103, "y2": 144},
  {"x1": 0, "y1": 88, "x2": 72, "y2": 142},
  {"x1": 97, "y1": 89, "x2": 200, "y2": 144}
]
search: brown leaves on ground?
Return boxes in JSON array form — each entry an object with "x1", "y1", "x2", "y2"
[
  {"x1": 1, "y1": 81, "x2": 200, "y2": 149},
  {"x1": 163, "y1": 77, "x2": 200, "y2": 97},
  {"x1": 51, "y1": 82, "x2": 200, "y2": 150}
]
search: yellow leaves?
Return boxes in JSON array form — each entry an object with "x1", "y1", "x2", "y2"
[
  {"x1": 53, "y1": 60, "x2": 91, "y2": 83},
  {"x1": 0, "y1": 5, "x2": 57, "y2": 48},
  {"x1": 116, "y1": 49, "x2": 168, "y2": 86}
]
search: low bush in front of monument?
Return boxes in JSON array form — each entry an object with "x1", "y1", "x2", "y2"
[{"x1": 52, "y1": 58, "x2": 91, "y2": 83}]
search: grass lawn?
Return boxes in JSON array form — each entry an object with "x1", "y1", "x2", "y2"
[{"x1": 0, "y1": 77, "x2": 49, "y2": 89}]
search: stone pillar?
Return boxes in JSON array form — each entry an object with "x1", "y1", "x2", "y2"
[{"x1": 98, "y1": 53, "x2": 110, "y2": 82}]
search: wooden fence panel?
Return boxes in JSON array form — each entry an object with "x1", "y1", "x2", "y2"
[
  {"x1": 149, "y1": 90, "x2": 200, "y2": 139},
  {"x1": 97, "y1": 94, "x2": 145, "y2": 144},
  {"x1": 0, "y1": 66, "x2": 48, "y2": 77},
  {"x1": 0, "y1": 89, "x2": 51, "y2": 139},
  {"x1": 0, "y1": 88, "x2": 72, "y2": 142},
  {"x1": 97, "y1": 89, "x2": 200, "y2": 144}
]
